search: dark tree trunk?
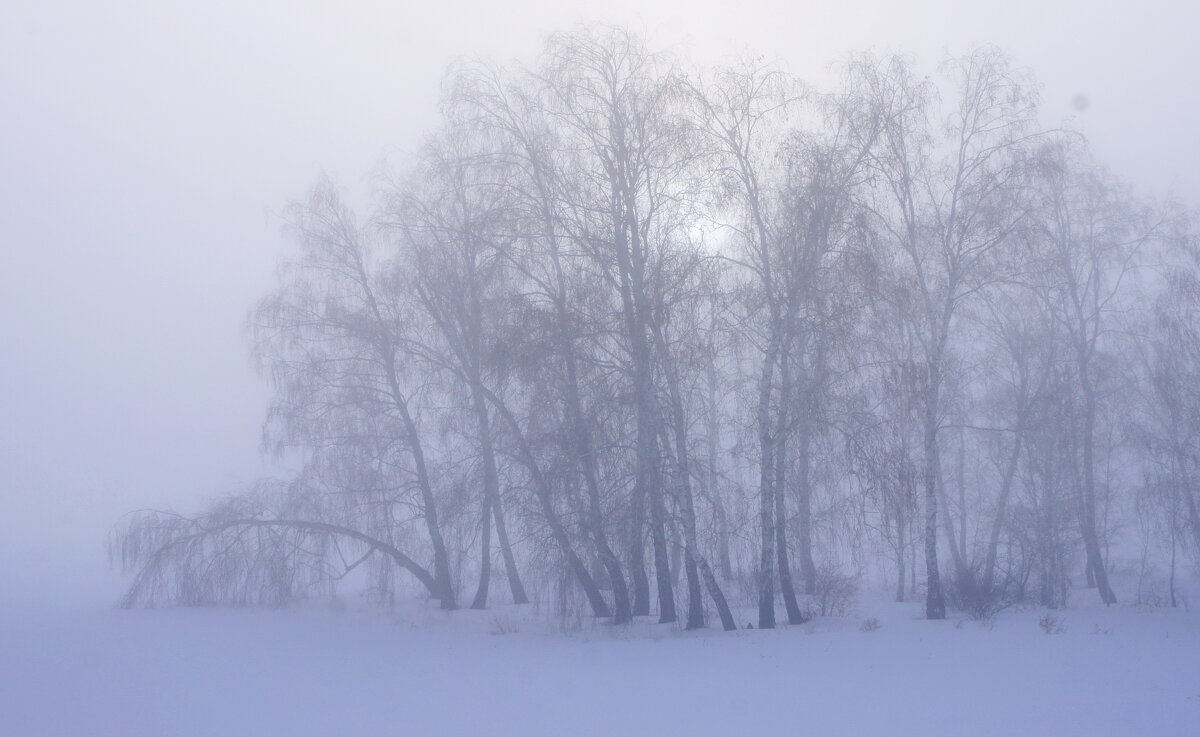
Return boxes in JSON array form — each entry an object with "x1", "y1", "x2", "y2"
[
  {"x1": 773, "y1": 354, "x2": 805, "y2": 625},
  {"x1": 629, "y1": 485, "x2": 650, "y2": 616},
  {"x1": 796, "y1": 414, "x2": 818, "y2": 596},
  {"x1": 471, "y1": 491, "x2": 493, "y2": 610},
  {"x1": 775, "y1": 455, "x2": 805, "y2": 624},
  {"x1": 705, "y1": 352, "x2": 734, "y2": 581},
  {"x1": 895, "y1": 507, "x2": 907, "y2": 603},
  {"x1": 923, "y1": 398, "x2": 947, "y2": 620},
  {"x1": 384, "y1": 358, "x2": 456, "y2": 609},
  {"x1": 758, "y1": 466, "x2": 777, "y2": 629},
  {"x1": 491, "y1": 492, "x2": 528, "y2": 605},
  {"x1": 648, "y1": 469, "x2": 676, "y2": 624},
  {"x1": 1078, "y1": 360, "x2": 1117, "y2": 605},
  {"x1": 471, "y1": 382, "x2": 528, "y2": 606}
]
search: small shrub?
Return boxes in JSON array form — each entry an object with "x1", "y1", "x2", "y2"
[
  {"x1": 810, "y1": 563, "x2": 858, "y2": 617},
  {"x1": 946, "y1": 570, "x2": 1017, "y2": 620},
  {"x1": 860, "y1": 617, "x2": 881, "y2": 632},
  {"x1": 1038, "y1": 613, "x2": 1065, "y2": 635}
]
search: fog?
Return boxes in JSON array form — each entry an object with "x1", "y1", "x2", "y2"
[
  {"x1": 1, "y1": 0, "x2": 1196, "y2": 605},
  {"x1": 6, "y1": 4, "x2": 1200, "y2": 737}
]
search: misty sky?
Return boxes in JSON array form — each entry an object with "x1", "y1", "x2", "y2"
[{"x1": 2, "y1": 0, "x2": 1197, "y2": 606}]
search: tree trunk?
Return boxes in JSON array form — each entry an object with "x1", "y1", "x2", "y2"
[
  {"x1": 895, "y1": 505, "x2": 907, "y2": 602},
  {"x1": 704, "y1": 353, "x2": 734, "y2": 579},
  {"x1": 1078, "y1": 361, "x2": 1117, "y2": 605},
  {"x1": 773, "y1": 354, "x2": 805, "y2": 625},
  {"x1": 981, "y1": 424, "x2": 1023, "y2": 594},
  {"x1": 491, "y1": 491, "x2": 528, "y2": 605},
  {"x1": 629, "y1": 485, "x2": 650, "y2": 616},
  {"x1": 923, "y1": 398, "x2": 947, "y2": 620},
  {"x1": 757, "y1": 335, "x2": 779, "y2": 629},
  {"x1": 648, "y1": 466, "x2": 676, "y2": 624},
  {"x1": 937, "y1": 443, "x2": 968, "y2": 586},
  {"x1": 471, "y1": 491, "x2": 493, "y2": 610},
  {"x1": 471, "y1": 381, "x2": 528, "y2": 606},
  {"x1": 956, "y1": 424, "x2": 968, "y2": 566},
  {"x1": 384, "y1": 358, "x2": 456, "y2": 609},
  {"x1": 797, "y1": 416, "x2": 818, "y2": 596},
  {"x1": 609, "y1": 166, "x2": 665, "y2": 621}
]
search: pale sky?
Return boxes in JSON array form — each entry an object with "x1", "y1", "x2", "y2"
[{"x1": 2, "y1": 0, "x2": 1196, "y2": 606}]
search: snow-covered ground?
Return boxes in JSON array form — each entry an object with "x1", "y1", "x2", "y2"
[{"x1": 3, "y1": 592, "x2": 1198, "y2": 737}]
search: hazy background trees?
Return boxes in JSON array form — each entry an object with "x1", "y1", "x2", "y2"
[{"x1": 113, "y1": 26, "x2": 1198, "y2": 627}]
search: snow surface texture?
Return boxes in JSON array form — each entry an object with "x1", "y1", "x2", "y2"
[{"x1": 3, "y1": 594, "x2": 1198, "y2": 737}]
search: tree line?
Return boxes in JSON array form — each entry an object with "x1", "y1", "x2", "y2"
[{"x1": 113, "y1": 26, "x2": 1199, "y2": 628}]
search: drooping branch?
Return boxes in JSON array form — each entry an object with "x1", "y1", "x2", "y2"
[{"x1": 113, "y1": 503, "x2": 440, "y2": 609}]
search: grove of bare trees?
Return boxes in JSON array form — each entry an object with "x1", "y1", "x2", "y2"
[{"x1": 113, "y1": 26, "x2": 1198, "y2": 628}]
